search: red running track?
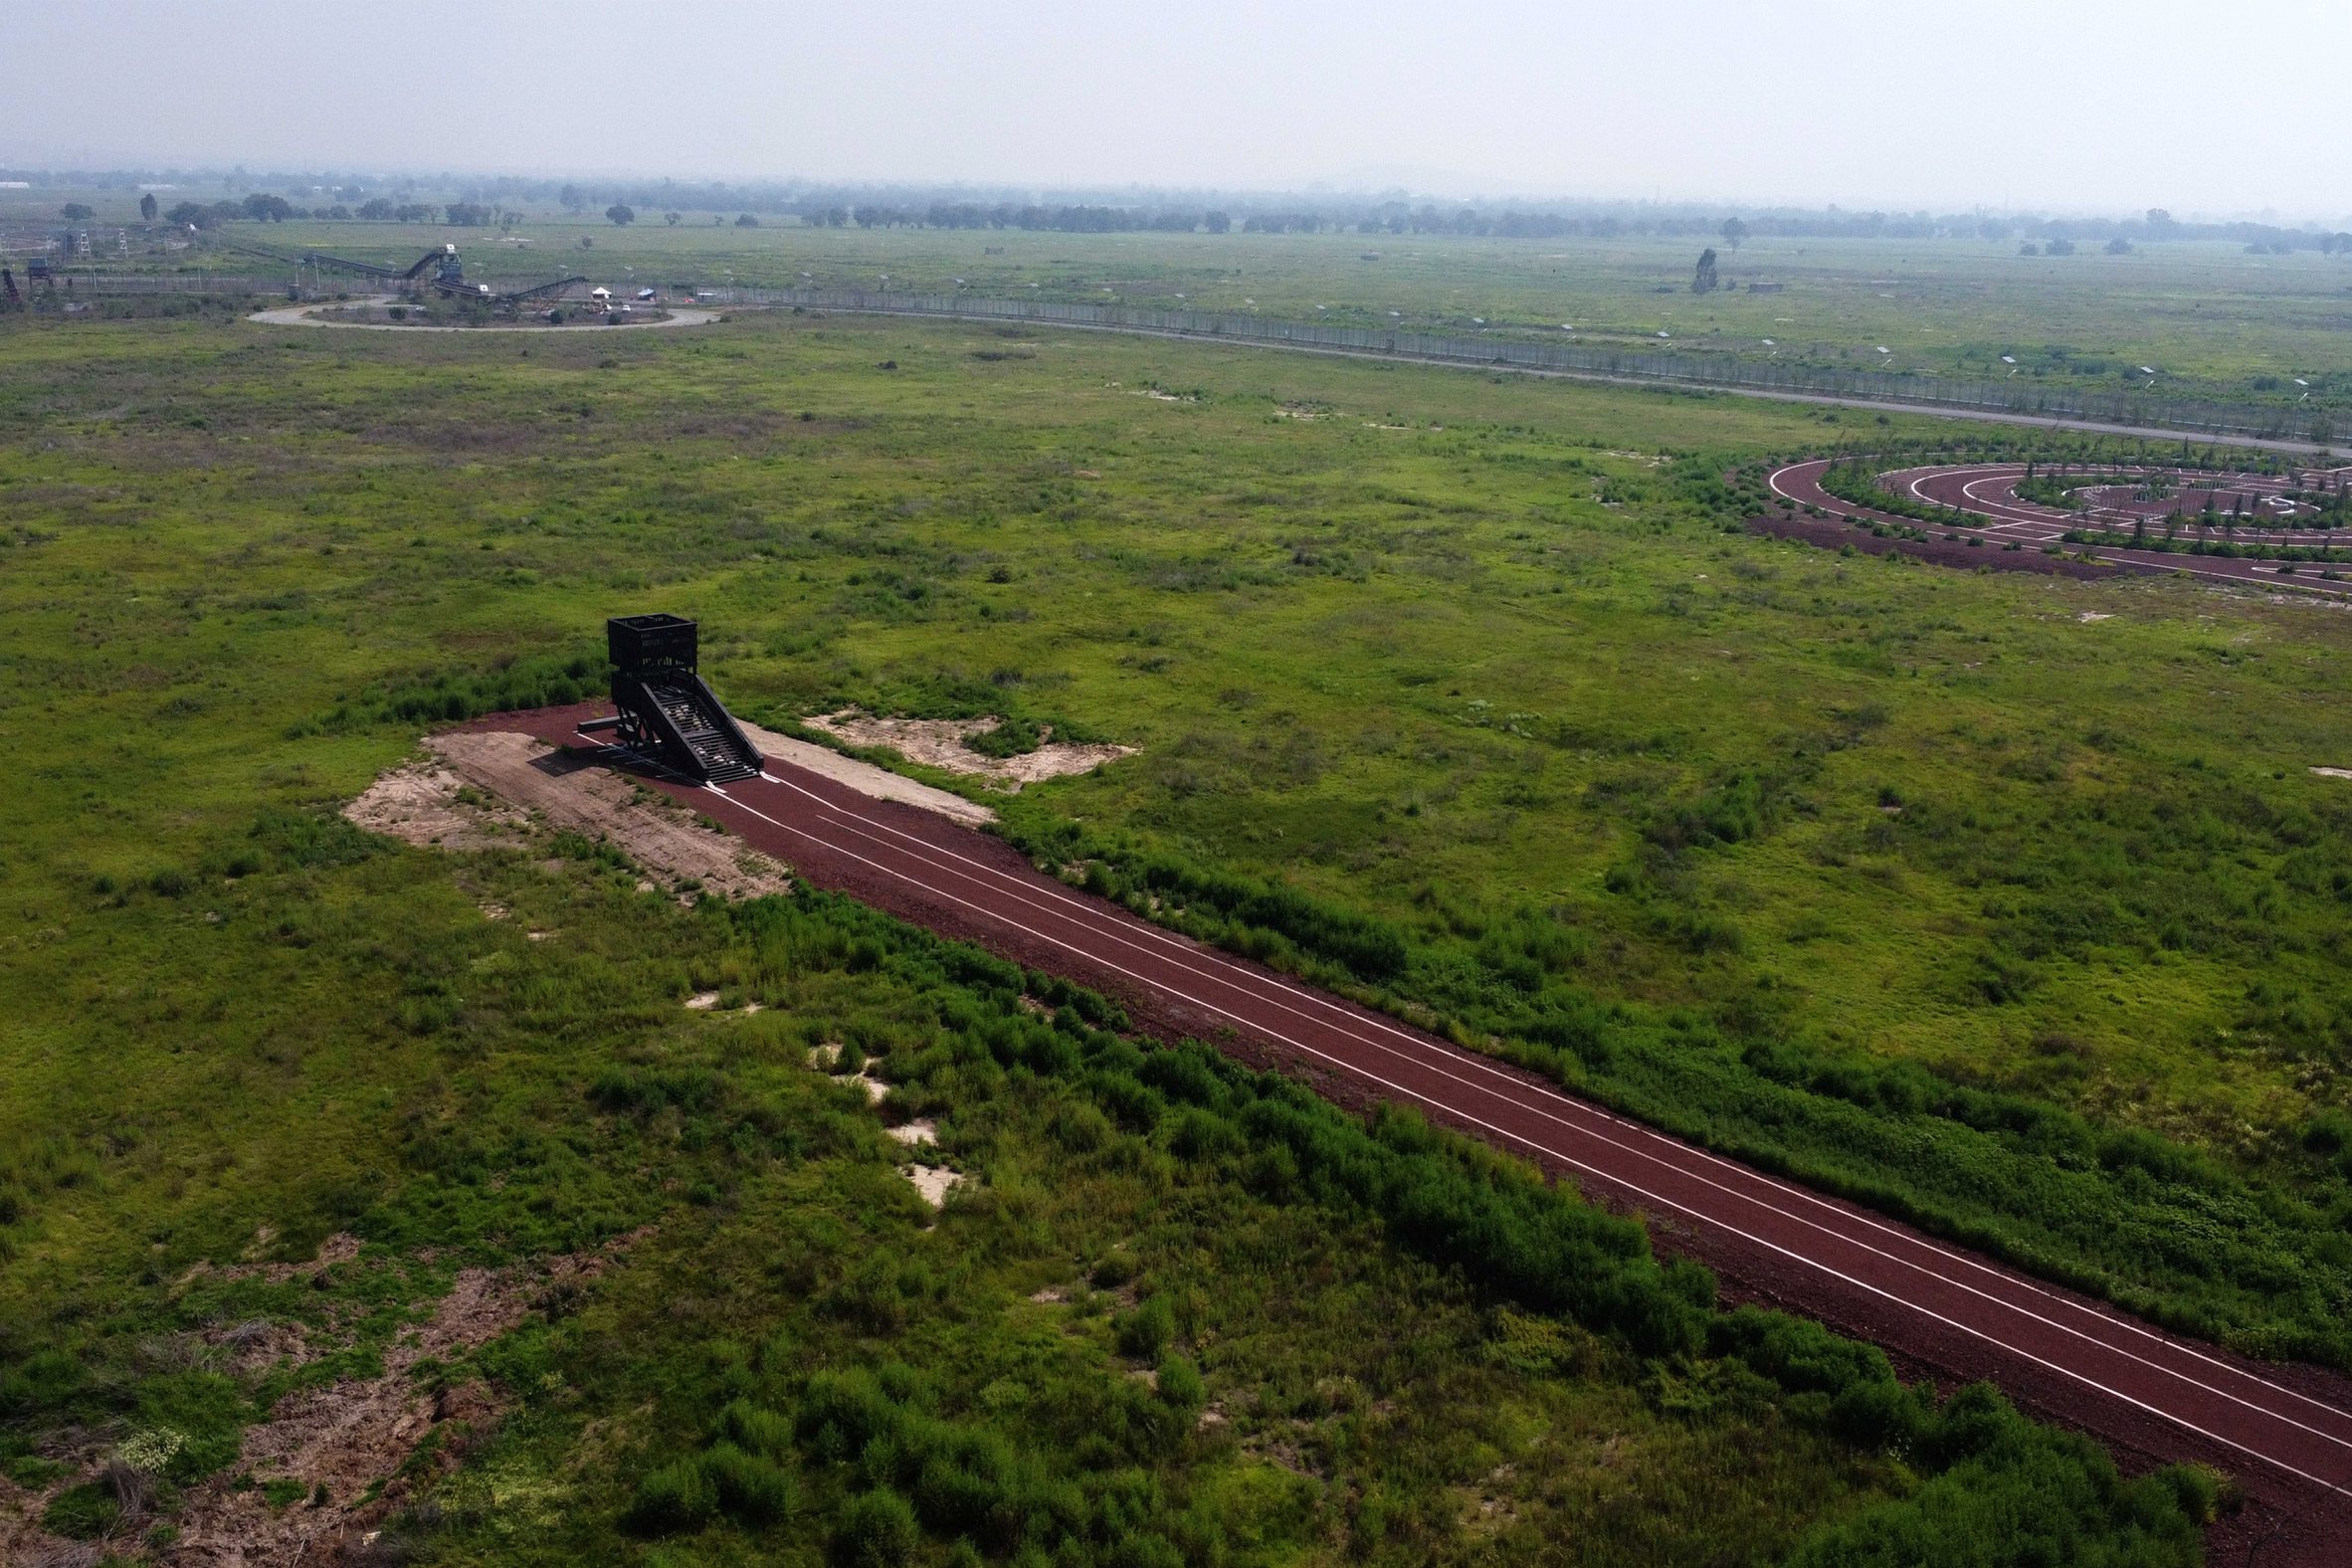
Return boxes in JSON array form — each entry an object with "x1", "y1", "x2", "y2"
[
  {"x1": 487, "y1": 703, "x2": 2352, "y2": 1544},
  {"x1": 1769, "y1": 458, "x2": 2352, "y2": 600}
]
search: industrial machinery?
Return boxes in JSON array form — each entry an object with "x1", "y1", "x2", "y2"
[
  {"x1": 221, "y1": 242, "x2": 584, "y2": 310},
  {"x1": 221, "y1": 240, "x2": 461, "y2": 292},
  {"x1": 304, "y1": 242, "x2": 469, "y2": 291},
  {"x1": 1, "y1": 268, "x2": 18, "y2": 305},
  {"x1": 586, "y1": 615, "x2": 763, "y2": 783},
  {"x1": 496, "y1": 275, "x2": 588, "y2": 311}
]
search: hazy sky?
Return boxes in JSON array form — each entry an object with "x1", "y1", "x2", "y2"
[{"x1": 6, "y1": 0, "x2": 2346, "y2": 219}]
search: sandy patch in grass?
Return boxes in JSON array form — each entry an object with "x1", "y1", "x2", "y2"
[
  {"x1": 2312, "y1": 767, "x2": 2352, "y2": 781},
  {"x1": 888, "y1": 1119, "x2": 938, "y2": 1146},
  {"x1": 733, "y1": 719, "x2": 996, "y2": 826},
  {"x1": 343, "y1": 760, "x2": 529, "y2": 852},
  {"x1": 345, "y1": 730, "x2": 795, "y2": 901},
  {"x1": 901, "y1": 1164, "x2": 965, "y2": 1209},
  {"x1": 804, "y1": 710, "x2": 1134, "y2": 791}
]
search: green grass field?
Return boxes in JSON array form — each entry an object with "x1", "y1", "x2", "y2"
[
  {"x1": 20, "y1": 182, "x2": 2352, "y2": 411},
  {"x1": 0, "y1": 264, "x2": 2339, "y2": 1559}
]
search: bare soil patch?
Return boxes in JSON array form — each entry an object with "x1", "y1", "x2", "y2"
[
  {"x1": 733, "y1": 720, "x2": 996, "y2": 826},
  {"x1": 348, "y1": 730, "x2": 794, "y2": 900},
  {"x1": 0, "y1": 1235, "x2": 645, "y2": 1568},
  {"x1": 900, "y1": 1164, "x2": 965, "y2": 1210},
  {"x1": 803, "y1": 710, "x2": 1134, "y2": 791},
  {"x1": 164, "y1": 1238, "x2": 639, "y2": 1568},
  {"x1": 342, "y1": 761, "x2": 529, "y2": 852}
]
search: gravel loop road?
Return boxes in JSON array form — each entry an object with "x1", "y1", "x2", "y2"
[{"x1": 247, "y1": 301, "x2": 718, "y2": 332}]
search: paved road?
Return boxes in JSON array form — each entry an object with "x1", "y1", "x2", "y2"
[
  {"x1": 482, "y1": 701, "x2": 2352, "y2": 1542},
  {"x1": 1769, "y1": 459, "x2": 2352, "y2": 600}
]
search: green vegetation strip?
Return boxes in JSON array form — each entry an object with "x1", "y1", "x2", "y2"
[{"x1": 4, "y1": 303, "x2": 2350, "y2": 1555}]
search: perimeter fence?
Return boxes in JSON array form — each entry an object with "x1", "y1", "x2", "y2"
[
  {"x1": 707, "y1": 286, "x2": 2336, "y2": 448},
  {"x1": 22, "y1": 273, "x2": 291, "y2": 294}
]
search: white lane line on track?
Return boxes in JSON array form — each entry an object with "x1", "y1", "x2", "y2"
[
  {"x1": 693, "y1": 774, "x2": 2352, "y2": 1495},
  {"x1": 1950, "y1": 469, "x2": 2332, "y2": 547},
  {"x1": 738, "y1": 766, "x2": 2352, "y2": 1420},
  {"x1": 607, "y1": 713, "x2": 2352, "y2": 1452},
  {"x1": 706, "y1": 771, "x2": 2352, "y2": 1470},
  {"x1": 739, "y1": 769, "x2": 2352, "y2": 1442},
  {"x1": 1905, "y1": 464, "x2": 2342, "y2": 553},
  {"x1": 768, "y1": 780, "x2": 2352, "y2": 1451}
]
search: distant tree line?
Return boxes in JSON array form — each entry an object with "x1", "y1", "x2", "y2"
[
  {"x1": 18, "y1": 164, "x2": 2352, "y2": 255},
  {"x1": 156, "y1": 192, "x2": 519, "y2": 229},
  {"x1": 751, "y1": 196, "x2": 2352, "y2": 252}
]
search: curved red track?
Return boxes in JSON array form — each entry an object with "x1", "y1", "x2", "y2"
[
  {"x1": 1769, "y1": 459, "x2": 2352, "y2": 599},
  {"x1": 482, "y1": 704, "x2": 2352, "y2": 1556}
]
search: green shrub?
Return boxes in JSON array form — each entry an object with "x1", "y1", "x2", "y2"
[
  {"x1": 1712, "y1": 1305, "x2": 1896, "y2": 1398},
  {"x1": 1155, "y1": 1355, "x2": 1205, "y2": 1415},
  {"x1": 371, "y1": 650, "x2": 602, "y2": 727},
  {"x1": 246, "y1": 806, "x2": 379, "y2": 871},
  {"x1": 911, "y1": 1453, "x2": 1003, "y2": 1537},
  {"x1": 43, "y1": 1479, "x2": 120, "y2": 1539},
  {"x1": 701, "y1": 1441, "x2": 793, "y2": 1526},
  {"x1": 837, "y1": 1487, "x2": 918, "y2": 1568},
  {"x1": 1115, "y1": 1294, "x2": 1175, "y2": 1360},
  {"x1": 624, "y1": 1457, "x2": 718, "y2": 1535},
  {"x1": 5, "y1": 1453, "x2": 70, "y2": 1487},
  {"x1": 716, "y1": 1398, "x2": 795, "y2": 1460},
  {"x1": 964, "y1": 715, "x2": 1044, "y2": 758}
]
